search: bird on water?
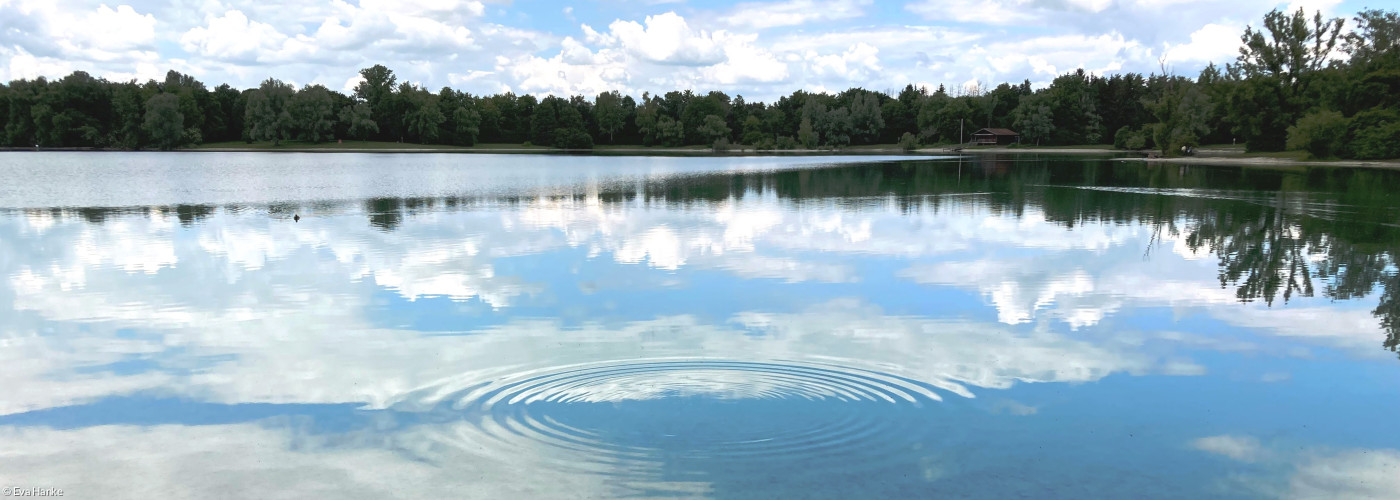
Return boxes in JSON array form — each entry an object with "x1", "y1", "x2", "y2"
[{"x1": 294, "y1": 214, "x2": 300, "y2": 223}]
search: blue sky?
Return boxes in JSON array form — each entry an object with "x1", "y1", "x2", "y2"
[{"x1": 0, "y1": 0, "x2": 1372, "y2": 100}]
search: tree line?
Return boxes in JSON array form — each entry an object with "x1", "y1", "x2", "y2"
[{"x1": 1, "y1": 8, "x2": 1395, "y2": 158}]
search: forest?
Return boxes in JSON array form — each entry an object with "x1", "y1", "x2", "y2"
[{"x1": 0, "y1": 7, "x2": 1396, "y2": 159}]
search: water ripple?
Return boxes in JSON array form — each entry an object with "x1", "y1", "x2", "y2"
[{"x1": 394, "y1": 358, "x2": 946, "y2": 476}]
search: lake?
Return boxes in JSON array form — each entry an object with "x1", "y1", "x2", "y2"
[{"x1": 1, "y1": 152, "x2": 1397, "y2": 499}]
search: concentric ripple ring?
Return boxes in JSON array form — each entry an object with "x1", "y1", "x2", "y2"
[{"x1": 397, "y1": 358, "x2": 950, "y2": 473}]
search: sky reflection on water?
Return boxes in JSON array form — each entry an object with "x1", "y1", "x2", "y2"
[{"x1": 1, "y1": 153, "x2": 1398, "y2": 499}]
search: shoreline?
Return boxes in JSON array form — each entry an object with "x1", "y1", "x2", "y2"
[
  {"x1": 1114, "y1": 156, "x2": 1400, "y2": 169},
  {"x1": 6, "y1": 146, "x2": 1400, "y2": 169},
  {"x1": 1, "y1": 145, "x2": 1126, "y2": 156},
  {"x1": 2, "y1": 146, "x2": 926, "y2": 155},
  {"x1": 936, "y1": 147, "x2": 1123, "y2": 155}
]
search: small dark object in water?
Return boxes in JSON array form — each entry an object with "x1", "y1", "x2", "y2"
[{"x1": 294, "y1": 214, "x2": 300, "y2": 223}]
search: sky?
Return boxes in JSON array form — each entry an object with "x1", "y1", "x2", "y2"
[{"x1": 0, "y1": 0, "x2": 1369, "y2": 101}]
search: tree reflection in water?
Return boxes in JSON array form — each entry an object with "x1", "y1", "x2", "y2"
[{"x1": 16, "y1": 155, "x2": 1400, "y2": 356}]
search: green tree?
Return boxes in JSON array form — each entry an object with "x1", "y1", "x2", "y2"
[
  {"x1": 143, "y1": 93, "x2": 183, "y2": 150},
  {"x1": 1013, "y1": 95, "x2": 1054, "y2": 145},
  {"x1": 1286, "y1": 109, "x2": 1349, "y2": 157},
  {"x1": 208, "y1": 83, "x2": 243, "y2": 143},
  {"x1": 935, "y1": 97, "x2": 973, "y2": 143},
  {"x1": 800, "y1": 96, "x2": 829, "y2": 138},
  {"x1": 554, "y1": 127, "x2": 594, "y2": 149},
  {"x1": 594, "y1": 90, "x2": 627, "y2": 143},
  {"x1": 244, "y1": 78, "x2": 294, "y2": 145},
  {"x1": 161, "y1": 70, "x2": 208, "y2": 146},
  {"x1": 531, "y1": 96, "x2": 562, "y2": 146},
  {"x1": 1235, "y1": 8, "x2": 1344, "y2": 93},
  {"x1": 915, "y1": 93, "x2": 948, "y2": 142},
  {"x1": 49, "y1": 71, "x2": 112, "y2": 147},
  {"x1": 740, "y1": 115, "x2": 765, "y2": 145},
  {"x1": 1342, "y1": 9, "x2": 1399, "y2": 65},
  {"x1": 514, "y1": 95, "x2": 538, "y2": 144},
  {"x1": 1145, "y1": 79, "x2": 1214, "y2": 155},
  {"x1": 880, "y1": 84, "x2": 923, "y2": 142},
  {"x1": 1344, "y1": 108, "x2": 1400, "y2": 159},
  {"x1": 655, "y1": 115, "x2": 685, "y2": 146},
  {"x1": 453, "y1": 105, "x2": 481, "y2": 146},
  {"x1": 1227, "y1": 7, "x2": 1346, "y2": 151},
  {"x1": 898, "y1": 132, "x2": 919, "y2": 152},
  {"x1": 0, "y1": 84, "x2": 10, "y2": 146},
  {"x1": 848, "y1": 92, "x2": 884, "y2": 145},
  {"x1": 109, "y1": 81, "x2": 144, "y2": 149},
  {"x1": 31, "y1": 101, "x2": 56, "y2": 148},
  {"x1": 1082, "y1": 94, "x2": 1104, "y2": 144},
  {"x1": 525, "y1": 96, "x2": 589, "y2": 149},
  {"x1": 339, "y1": 102, "x2": 378, "y2": 141},
  {"x1": 291, "y1": 84, "x2": 336, "y2": 143},
  {"x1": 477, "y1": 99, "x2": 502, "y2": 143},
  {"x1": 353, "y1": 65, "x2": 397, "y2": 140},
  {"x1": 4, "y1": 77, "x2": 48, "y2": 147},
  {"x1": 635, "y1": 95, "x2": 661, "y2": 145},
  {"x1": 1113, "y1": 125, "x2": 1138, "y2": 149},
  {"x1": 680, "y1": 92, "x2": 729, "y2": 144},
  {"x1": 822, "y1": 107, "x2": 852, "y2": 147},
  {"x1": 402, "y1": 86, "x2": 444, "y2": 144},
  {"x1": 1043, "y1": 69, "x2": 1097, "y2": 144},
  {"x1": 698, "y1": 114, "x2": 730, "y2": 143},
  {"x1": 797, "y1": 116, "x2": 817, "y2": 149}
]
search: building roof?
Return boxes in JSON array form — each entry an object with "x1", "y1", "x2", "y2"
[{"x1": 972, "y1": 128, "x2": 1019, "y2": 136}]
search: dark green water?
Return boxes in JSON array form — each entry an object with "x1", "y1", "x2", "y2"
[{"x1": 1, "y1": 152, "x2": 1397, "y2": 499}]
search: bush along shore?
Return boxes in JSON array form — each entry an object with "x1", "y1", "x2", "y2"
[{"x1": 1, "y1": 8, "x2": 1396, "y2": 160}]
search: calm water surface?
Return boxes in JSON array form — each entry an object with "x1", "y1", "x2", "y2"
[{"x1": 2, "y1": 152, "x2": 1398, "y2": 499}]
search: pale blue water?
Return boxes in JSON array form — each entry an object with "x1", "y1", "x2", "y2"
[{"x1": 1, "y1": 152, "x2": 1398, "y2": 499}]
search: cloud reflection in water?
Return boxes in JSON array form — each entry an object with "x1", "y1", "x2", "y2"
[{"x1": 3, "y1": 156, "x2": 1400, "y2": 498}]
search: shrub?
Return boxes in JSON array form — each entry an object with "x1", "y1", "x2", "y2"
[
  {"x1": 898, "y1": 132, "x2": 919, "y2": 152},
  {"x1": 755, "y1": 137, "x2": 775, "y2": 151},
  {"x1": 1343, "y1": 108, "x2": 1400, "y2": 160},
  {"x1": 183, "y1": 127, "x2": 202, "y2": 146},
  {"x1": 553, "y1": 128, "x2": 593, "y2": 149},
  {"x1": 1114, "y1": 125, "x2": 1156, "y2": 150},
  {"x1": 1286, "y1": 110, "x2": 1349, "y2": 158},
  {"x1": 1113, "y1": 125, "x2": 1133, "y2": 149},
  {"x1": 713, "y1": 137, "x2": 731, "y2": 152},
  {"x1": 775, "y1": 136, "x2": 799, "y2": 150},
  {"x1": 1124, "y1": 129, "x2": 1147, "y2": 150}
]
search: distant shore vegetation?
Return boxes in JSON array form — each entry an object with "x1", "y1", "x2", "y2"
[{"x1": 1, "y1": 8, "x2": 1396, "y2": 159}]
